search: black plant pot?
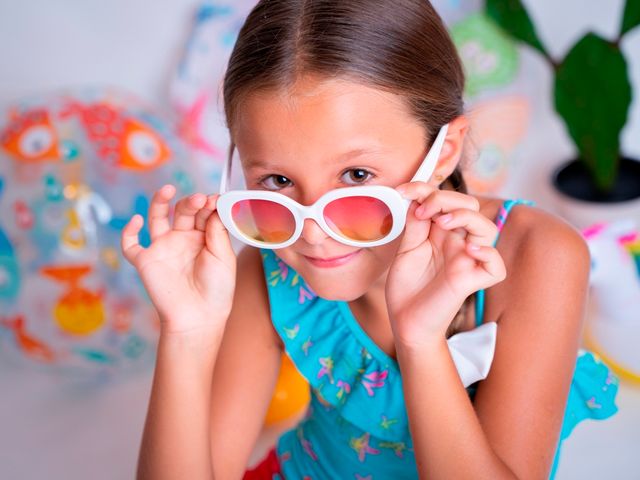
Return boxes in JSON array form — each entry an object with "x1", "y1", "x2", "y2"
[
  {"x1": 553, "y1": 157, "x2": 640, "y2": 203},
  {"x1": 550, "y1": 157, "x2": 640, "y2": 229}
]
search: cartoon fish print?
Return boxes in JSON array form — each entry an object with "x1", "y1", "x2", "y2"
[
  {"x1": 72, "y1": 347, "x2": 116, "y2": 365},
  {"x1": 61, "y1": 208, "x2": 87, "y2": 251},
  {"x1": 0, "y1": 315, "x2": 56, "y2": 362},
  {"x1": 13, "y1": 200, "x2": 34, "y2": 230},
  {"x1": 175, "y1": 92, "x2": 223, "y2": 158},
  {"x1": 40, "y1": 264, "x2": 105, "y2": 335},
  {"x1": 0, "y1": 225, "x2": 20, "y2": 300},
  {"x1": 109, "y1": 194, "x2": 151, "y2": 247},
  {"x1": 0, "y1": 108, "x2": 62, "y2": 162},
  {"x1": 61, "y1": 102, "x2": 171, "y2": 171}
]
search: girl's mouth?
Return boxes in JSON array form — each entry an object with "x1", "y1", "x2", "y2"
[{"x1": 303, "y1": 250, "x2": 362, "y2": 268}]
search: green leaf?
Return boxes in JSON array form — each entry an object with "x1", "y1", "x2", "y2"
[
  {"x1": 554, "y1": 33, "x2": 632, "y2": 192},
  {"x1": 621, "y1": 0, "x2": 640, "y2": 35},
  {"x1": 485, "y1": 0, "x2": 548, "y2": 56}
]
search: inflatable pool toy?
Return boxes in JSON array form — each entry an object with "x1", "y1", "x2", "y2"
[
  {"x1": 0, "y1": 88, "x2": 199, "y2": 381},
  {"x1": 582, "y1": 221, "x2": 640, "y2": 383}
]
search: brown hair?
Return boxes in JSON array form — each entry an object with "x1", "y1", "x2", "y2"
[{"x1": 223, "y1": 0, "x2": 472, "y2": 335}]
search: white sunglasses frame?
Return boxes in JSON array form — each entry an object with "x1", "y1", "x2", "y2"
[{"x1": 217, "y1": 123, "x2": 449, "y2": 249}]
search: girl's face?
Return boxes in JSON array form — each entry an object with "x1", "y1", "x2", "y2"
[{"x1": 233, "y1": 76, "x2": 431, "y2": 301}]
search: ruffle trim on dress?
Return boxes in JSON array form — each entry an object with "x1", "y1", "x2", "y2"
[{"x1": 560, "y1": 350, "x2": 619, "y2": 440}]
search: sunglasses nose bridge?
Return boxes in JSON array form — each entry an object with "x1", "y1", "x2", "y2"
[
  {"x1": 294, "y1": 202, "x2": 332, "y2": 242},
  {"x1": 297, "y1": 202, "x2": 323, "y2": 221}
]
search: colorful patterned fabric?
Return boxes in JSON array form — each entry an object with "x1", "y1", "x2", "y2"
[{"x1": 260, "y1": 199, "x2": 618, "y2": 479}]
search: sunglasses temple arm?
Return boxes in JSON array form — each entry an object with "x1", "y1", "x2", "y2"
[
  {"x1": 218, "y1": 146, "x2": 233, "y2": 194},
  {"x1": 410, "y1": 123, "x2": 449, "y2": 183}
]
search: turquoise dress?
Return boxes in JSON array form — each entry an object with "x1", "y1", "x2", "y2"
[{"x1": 260, "y1": 199, "x2": 618, "y2": 479}]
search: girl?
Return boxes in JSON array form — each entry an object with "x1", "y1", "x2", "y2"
[{"x1": 122, "y1": 1, "x2": 618, "y2": 478}]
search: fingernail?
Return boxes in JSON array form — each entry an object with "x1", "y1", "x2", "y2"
[
  {"x1": 439, "y1": 214, "x2": 452, "y2": 224},
  {"x1": 468, "y1": 243, "x2": 480, "y2": 251}
]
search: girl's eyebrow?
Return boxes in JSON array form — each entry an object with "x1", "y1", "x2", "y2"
[{"x1": 243, "y1": 147, "x2": 386, "y2": 170}]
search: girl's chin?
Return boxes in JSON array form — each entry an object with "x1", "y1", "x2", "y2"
[{"x1": 302, "y1": 279, "x2": 367, "y2": 302}]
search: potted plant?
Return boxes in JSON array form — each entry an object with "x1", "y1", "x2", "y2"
[{"x1": 485, "y1": 0, "x2": 640, "y2": 228}]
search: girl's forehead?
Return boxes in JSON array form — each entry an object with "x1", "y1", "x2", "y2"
[{"x1": 233, "y1": 77, "x2": 426, "y2": 163}]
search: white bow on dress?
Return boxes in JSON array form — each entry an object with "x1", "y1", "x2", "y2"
[{"x1": 447, "y1": 321, "x2": 498, "y2": 387}]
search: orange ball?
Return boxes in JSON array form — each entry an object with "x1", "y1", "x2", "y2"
[{"x1": 264, "y1": 353, "x2": 310, "y2": 425}]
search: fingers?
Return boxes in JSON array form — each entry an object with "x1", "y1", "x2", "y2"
[
  {"x1": 173, "y1": 193, "x2": 208, "y2": 231},
  {"x1": 148, "y1": 187, "x2": 225, "y2": 237},
  {"x1": 121, "y1": 214, "x2": 145, "y2": 264},
  {"x1": 194, "y1": 195, "x2": 218, "y2": 231},
  {"x1": 396, "y1": 181, "x2": 437, "y2": 205},
  {"x1": 148, "y1": 185, "x2": 176, "y2": 240},
  {"x1": 415, "y1": 189, "x2": 480, "y2": 220},
  {"x1": 398, "y1": 183, "x2": 496, "y2": 246},
  {"x1": 434, "y1": 208, "x2": 498, "y2": 246},
  {"x1": 203, "y1": 195, "x2": 235, "y2": 260},
  {"x1": 466, "y1": 243, "x2": 507, "y2": 281}
]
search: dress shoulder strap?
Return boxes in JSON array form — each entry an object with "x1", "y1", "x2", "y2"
[{"x1": 474, "y1": 199, "x2": 534, "y2": 327}]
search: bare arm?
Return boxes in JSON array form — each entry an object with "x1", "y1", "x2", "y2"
[
  {"x1": 124, "y1": 188, "x2": 281, "y2": 479},
  {"x1": 209, "y1": 247, "x2": 283, "y2": 478},
  {"x1": 396, "y1": 208, "x2": 590, "y2": 479},
  {"x1": 137, "y1": 321, "x2": 224, "y2": 480},
  {"x1": 136, "y1": 248, "x2": 282, "y2": 480}
]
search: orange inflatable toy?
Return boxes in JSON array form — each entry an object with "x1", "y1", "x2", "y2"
[{"x1": 264, "y1": 353, "x2": 310, "y2": 425}]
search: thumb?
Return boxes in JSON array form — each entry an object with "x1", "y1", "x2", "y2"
[
  {"x1": 396, "y1": 201, "x2": 431, "y2": 255},
  {"x1": 204, "y1": 195, "x2": 235, "y2": 261}
]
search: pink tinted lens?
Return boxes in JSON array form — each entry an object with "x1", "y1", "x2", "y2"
[
  {"x1": 231, "y1": 199, "x2": 296, "y2": 244},
  {"x1": 324, "y1": 196, "x2": 393, "y2": 241}
]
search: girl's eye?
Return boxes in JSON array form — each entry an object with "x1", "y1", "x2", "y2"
[
  {"x1": 342, "y1": 168, "x2": 374, "y2": 185},
  {"x1": 260, "y1": 174, "x2": 292, "y2": 190}
]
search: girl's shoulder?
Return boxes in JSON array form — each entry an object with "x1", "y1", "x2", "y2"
[
  {"x1": 477, "y1": 195, "x2": 587, "y2": 255},
  {"x1": 476, "y1": 195, "x2": 590, "y2": 325}
]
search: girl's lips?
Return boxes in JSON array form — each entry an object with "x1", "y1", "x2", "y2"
[{"x1": 303, "y1": 250, "x2": 361, "y2": 268}]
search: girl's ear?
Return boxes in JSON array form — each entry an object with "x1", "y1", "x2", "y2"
[{"x1": 428, "y1": 115, "x2": 469, "y2": 186}]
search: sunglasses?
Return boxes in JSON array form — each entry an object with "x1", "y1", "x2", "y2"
[{"x1": 217, "y1": 124, "x2": 449, "y2": 249}]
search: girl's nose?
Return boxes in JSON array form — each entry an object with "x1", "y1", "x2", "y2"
[{"x1": 300, "y1": 218, "x2": 329, "y2": 245}]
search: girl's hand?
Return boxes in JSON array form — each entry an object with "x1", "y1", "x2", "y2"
[
  {"x1": 386, "y1": 182, "x2": 505, "y2": 347},
  {"x1": 121, "y1": 185, "x2": 237, "y2": 335}
]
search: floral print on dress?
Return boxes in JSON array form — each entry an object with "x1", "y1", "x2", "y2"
[
  {"x1": 378, "y1": 441, "x2": 409, "y2": 459},
  {"x1": 297, "y1": 427, "x2": 319, "y2": 461},
  {"x1": 318, "y1": 357, "x2": 335, "y2": 384},
  {"x1": 302, "y1": 337, "x2": 313, "y2": 356},
  {"x1": 336, "y1": 379, "x2": 352, "y2": 403},
  {"x1": 350, "y1": 432, "x2": 381, "y2": 462},
  {"x1": 299, "y1": 284, "x2": 316, "y2": 304},
  {"x1": 361, "y1": 369, "x2": 388, "y2": 396},
  {"x1": 260, "y1": 246, "x2": 618, "y2": 480},
  {"x1": 268, "y1": 255, "x2": 289, "y2": 287},
  {"x1": 284, "y1": 324, "x2": 299, "y2": 340},
  {"x1": 380, "y1": 415, "x2": 399, "y2": 430}
]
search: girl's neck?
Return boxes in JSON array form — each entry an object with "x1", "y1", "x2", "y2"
[{"x1": 348, "y1": 269, "x2": 398, "y2": 359}]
